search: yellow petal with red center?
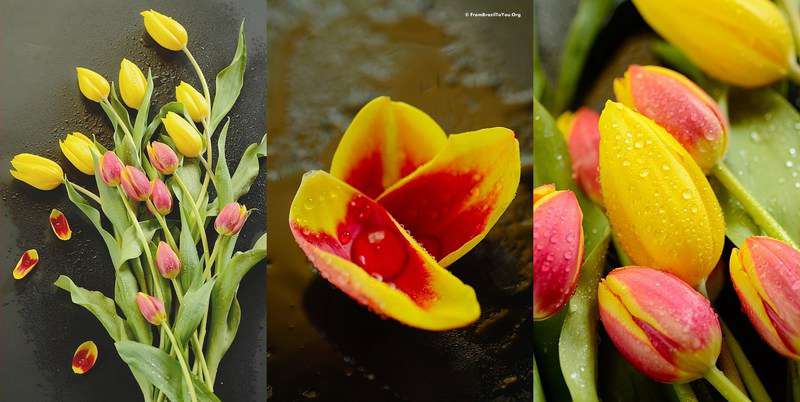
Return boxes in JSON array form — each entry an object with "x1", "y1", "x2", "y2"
[
  {"x1": 72, "y1": 340, "x2": 98, "y2": 374},
  {"x1": 12, "y1": 249, "x2": 39, "y2": 280},
  {"x1": 376, "y1": 128, "x2": 520, "y2": 267},
  {"x1": 289, "y1": 170, "x2": 480, "y2": 330},
  {"x1": 49, "y1": 209, "x2": 72, "y2": 240},
  {"x1": 330, "y1": 96, "x2": 447, "y2": 198}
]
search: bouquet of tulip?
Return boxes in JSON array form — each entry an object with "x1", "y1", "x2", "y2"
[
  {"x1": 10, "y1": 10, "x2": 265, "y2": 402},
  {"x1": 535, "y1": 0, "x2": 800, "y2": 401}
]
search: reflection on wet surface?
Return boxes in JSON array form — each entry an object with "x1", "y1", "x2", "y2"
[{"x1": 267, "y1": 1, "x2": 532, "y2": 400}]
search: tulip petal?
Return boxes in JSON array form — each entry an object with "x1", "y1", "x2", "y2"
[
  {"x1": 289, "y1": 170, "x2": 480, "y2": 330},
  {"x1": 49, "y1": 209, "x2": 72, "y2": 240},
  {"x1": 72, "y1": 340, "x2": 98, "y2": 374},
  {"x1": 376, "y1": 127, "x2": 520, "y2": 266},
  {"x1": 330, "y1": 96, "x2": 447, "y2": 198},
  {"x1": 12, "y1": 249, "x2": 39, "y2": 280}
]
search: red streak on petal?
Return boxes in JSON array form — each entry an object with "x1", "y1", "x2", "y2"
[
  {"x1": 72, "y1": 347, "x2": 96, "y2": 374},
  {"x1": 342, "y1": 152, "x2": 384, "y2": 199},
  {"x1": 764, "y1": 299, "x2": 800, "y2": 356},
  {"x1": 50, "y1": 209, "x2": 72, "y2": 240},
  {"x1": 13, "y1": 249, "x2": 39, "y2": 280},
  {"x1": 634, "y1": 317, "x2": 681, "y2": 365},
  {"x1": 292, "y1": 194, "x2": 435, "y2": 306},
  {"x1": 379, "y1": 171, "x2": 497, "y2": 261}
]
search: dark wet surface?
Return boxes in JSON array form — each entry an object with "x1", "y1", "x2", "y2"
[
  {"x1": 266, "y1": 1, "x2": 532, "y2": 401},
  {"x1": 0, "y1": 1, "x2": 266, "y2": 400}
]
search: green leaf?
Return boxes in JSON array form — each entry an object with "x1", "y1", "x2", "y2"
[
  {"x1": 724, "y1": 89, "x2": 800, "y2": 245},
  {"x1": 145, "y1": 102, "x2": 185, "y2": 145},
  {"x1": 54, "y1": 275, "x2": 127, "y2": 342},
  {"x1": 206, "y1": 234, "x2": 266, "y2": 380},
  {"x1": 91, "y1": 153, "x2": 128, "y2": 233},
  {"x1": 119, "y1": 220, "x2": 159, "y2": 266},
  {"x1": 710, "y1": 178, "x2": 760, "y2": 247},
  {"x1": 173, "y1": 279, "x2": 215, "y2": 347},
  {"x1": 132, "y1": 70, "x2": 155, "y2": 150},
  {"x1": 230, "y1": 134, "x2": 266, "y2": 201},
  {"x1": 178, "y1": 205, "x2": 203, "y2": 291},
  {"x1": 209, "y1": 21, "x2": 247, "y2": 133},
  {"x1": 100, "y1": 82, "x2": 133, "y2": 134},
  {"x1": 548, "y1": 0, "x2": 620, "y2": 114},
  {"x1": 64, "y1": 180, "x2": 122, "y2": 267},
  {"x1": 214, "y1": 119, "x2": 234, "y2": 206},
  {"x1": 116, "y1": 341, "x2": 220, "y2": 402},
  {"x1": 173, "y1": 160, "x2": 203, "y2": 202},
  {"x1": 114, "y1": 264, "x2": 153, "y2": 344}
]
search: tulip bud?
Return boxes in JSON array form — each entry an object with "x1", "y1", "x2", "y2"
[
  {"x1": 557, "y1": 108, "x2": 602, "y2": 204},
  {"x1": 599, "y1": 101, "x2": 724, "y2": 287},
  {"x1": 149, "y1": 179, "x2": 172, "y2": 215},
  {"x1": 120, "y1": 166, "x2": 151, "y2": 202},
  {"x1": 10, "y1": 153, "x2": 64, "y2": 191},
  {"x1": 161, "y1": 112, "x2": 204, "y2": 157},
  {"x1": 599, "y1": 267, "x2": 721, "y2": 382},
  {"x1": 99, "y1": 151, "x2": 124, "y2": 186},
  {"x1": 119, "y1": 59, "x2": 147, "y2": 109},
  {"x1": 76, "y1": 67, "x2": 110, "y2": 102},
  {"x1": 533, "y1": 184, "x2": 584, "y2": 320},
  {"x1": 730, "y1": 236, "x2": 800, "y2": 359},
  {"x1": 59, "y1": 132, "x2": 98, "y2": 175},
  {"x1": 631, "y1": 0, "x2": 793, "y2": 87},
  {"x1": 135, "y1": 292, "x2": 166, "y2": 326},
  {"x1": 140, "y1": 10, "x2": 188, "y2": 51},
  {"x1": 215, "y1": 202, "x2": 249, "y2": 236},
  {"x1": 146, "y1": 141, "x2": 179, "y2": 175},
  {"x1": 614, "y1": 65, "x2": 727, "y2": 173},
  {"x1": 155, "y1": 241, "x2": 181, "y2": 279},
  {"x1": 175, "y1": 81, "x2": 208, "y2": 122}
]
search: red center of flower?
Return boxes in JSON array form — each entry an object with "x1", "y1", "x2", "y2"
[{"x1": 351, "y1": 225, "x2": 408, "y2": 281}]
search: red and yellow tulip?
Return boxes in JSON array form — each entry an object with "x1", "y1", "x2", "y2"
[
  {"x1": 730, "y1": 236, "x2": 800, "y2": 359},
  {"x1": 557, "y1": 108, "x2": 602, "y2": 204},
  {"x1": 49, "y1": 209, "x2": 72, "y2": 241},
  {"x1": 72, "y1": 340, "x2": 98, "y2": 374},
  {"x1": 598, "y1": 267, "x2": 722, "y2": 383},
  {"x1": 533, "y1": 184, "x2": 584, "y2": 320},
  {"x1": 614, "y1": 65, "x2": 728, "y2": 173},
  {"x1": 290, "y1": 97, "x2": 520, "y2": 330},
  {"x1": 12, "y1": 249, "x2": 39, "y2": 280}
]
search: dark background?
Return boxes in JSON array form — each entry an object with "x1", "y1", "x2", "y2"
[
  {"x1": 535, "y1": 1, "x2": 785, "y2": 401},
  {"x1": 266, "y1": 1, "x2": 533, "y2": 401},
  {"x1": 0, "y1": 1, "x2": 266, "y2": 401}
]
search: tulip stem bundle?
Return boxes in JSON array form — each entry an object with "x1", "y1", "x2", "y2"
[
  {"x1": 3, "y1": 10, "x2": 268, "y2": 401},
  {"x1": 720, "y1": 323, "x2": 772, "y2": 402},
  {"x1": 705, "y1": 367, "x2": 752, "y2": 402}
]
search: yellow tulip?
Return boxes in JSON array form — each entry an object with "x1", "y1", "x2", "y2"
[
  {"x1": 161, "y1": 112, "x2": 204, "y2": 157},
  {"x1": 10, "y1": 153, "x2": 64, "y2": 190},
  {"x1": 598, "y1": 101, "x2": 725, "y2": 286},
  {"x1": 59, "y1": 132, "x2": 98, "y2": 175},
  {"x1": 140, "y1": 10, "x2": 188, "y2": 51},
  {"x1": 632, "y1": 0, "x2": 794, "y2": 87},
  {"x1": 76, "y1": 67, "x2": 110, "y2": 102},
  {"x1": 175, "y1": 81, "x2": 208, "y2": 122},
  {"x1": 119, "y1": 59, "x2": 147, "y2": 109}
]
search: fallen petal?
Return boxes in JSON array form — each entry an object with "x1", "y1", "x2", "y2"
[
  {"x1": 330, "y1": 96, "x2": 447, "y2": 198},
  {"x1": 12, "y1": 249, "x2": 39, "y2": 280},
  {"x1": 72, "y1": 340, "x2": 98, "y2": 374},
  {"x1": 49, "y1": 209, "x2": 72, "y2": 240},
  {"x1": 376, "y1": 127, "x2": 520, "y2": 266},
  {"x1": 289, "y1": 170, "x2": 480, "y2": 330}
]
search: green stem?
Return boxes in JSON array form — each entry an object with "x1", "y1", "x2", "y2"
[
  {"x1": 721, "y1": 322, "x2": 772, "y2": 402},
  {"x1": 704, "y1": 367, "x2": 752, "y2": 402},
  {"x1": 719, "y1": 342, "x2": 747, "y2": 394},
  {"x1": 612, "y1": 232, "x2": 633, "y2": 266},
  {"x1": 101, "y1": 99, "x2": 135, "y2": 140},
  {"x1": 195, "y1": 118, "x2": 213, "y2": 208},
  {"x1": 71, "y1": 182, "x2": 101, "y2": 203},
  {"x1": 791, "y1": 360, "x2": 800, "y2": 402},
  {"x1": 182, "y1": 48, "x2": 211, "y2": 107},
  {"x1": 203, "y1": 238, "x2": 222, "y2": 279},
  {"x1": 174, "y1": 174, "x2": 211, "y2": 268},
  {"x1": 182, "y1": 47, "x2": 215, "y2": 208},
  {"x1": 163, "y1": 324, "x2": 199, "y2": 402},
  {"x1": 171, "y1": 280, "x2": 214, "y2": 389},
  {"x1": 533, "y1": 353, "x2": 546, "y2": 402},
  {"x1": 711, "y1": 163, "x2": 798, "y2": 248},
  {"x1": 118, "y1": 189, "x2": 163, "y2": 301},
  {"x1": 198, "y1": 236, "x2": 227, "y2": 347},
  {"x1": 148, "y1": 201, "x2": 178, "y2": 250},
  {"x1": 673, "y1": 383, "x2": 699, "y2": 402}
]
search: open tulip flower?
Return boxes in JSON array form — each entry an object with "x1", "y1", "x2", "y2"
[
  {"x1": 599, "y1": 267, "x2": 722, "y2": 383},
  {"x1": 599, "y1": 101, "x2": 725, "y2": 287},
  {"x1": 614, "y1": 65, "x2": 728, "y2": 173},
  {"x1": 730, "y1": 236, "x2": 800, "y2": 359},
  {"x1": 533, "y1": 184, "x2": 584, "y2": 320},
  {"x1": 289, "y1": 96, "x2": 520, "y2": 330},
  {"x1": 557, "y1": 107, "x2": 602, "y2": 204}
]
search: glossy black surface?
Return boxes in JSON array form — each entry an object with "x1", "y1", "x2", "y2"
[
  {"x1": 266, "y1": 1, "x2": 533, "y2": 401},
  {"x1": 0, "y1": 1, "x2": 266, "y2": 400}
]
